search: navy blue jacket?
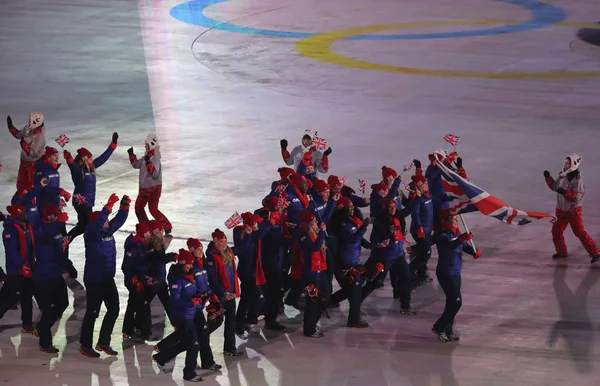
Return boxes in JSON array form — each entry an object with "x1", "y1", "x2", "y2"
[
  {"x1": 370, "y1": 179, "x2": 401, "y2": 218},
  {"x1": 259, "y1": 221, "x2": 285, "y2": 272},
  {"x1": 233, "y1": 221, "x2": 271, "y2": 280},
  {"x1": 299, "y1": 229, "x2": 327, "y2": 282},
  {"x1": 168, "y1": 270, "x2": 198, "y2": 321},
  {"x1": 2, "y1": 218, "x2": 35, "y2": 276},
  {"x1": 286, "y1": 189, "x2": 312, "y2": 225},
  {"x1": 205, "y1": 245, "x2": 239, "y2": 302},
  {"x1": 13, "y1": 186, "x2": 41, "y2": 229},
  {"x1": 122, "y1": 234, "x2": 149, "y2": 282},
  {"x1": 426, "y1": 164, "x2": 450, "y2": 210},
  {"x1": 34, "y1": 219, "x2": 74, "y2": 280},
  {"x1": 337, "y1": 218, "x2": 369, "y2": 266},
  {"x1": 147, "y1": 247, "x2": 173, "y2": 281},
  {"x1": 192, "y1": 261, "x2": 211, "y2": 311},
  {"x1": 371, "y1": 208, "x2": 413, "y2": 263},
  {"x1": 435, "y1": 228, "x2": 476, "y2": 275},
  {"x1": 410, "y1": 194, "x2": 434, "y2": 234},
  {"x1": 68, "y1": 145, "x2": 115, "y2": 207},
  {"x1": 83, "y1": 207, "x2": 128, "y2": 283},
  {"x1": 34, "y1": 160, "x2": 63, "y2": 212},
  {"x1": 308, "y1": 195, "x2": 336, "y2": 224}
]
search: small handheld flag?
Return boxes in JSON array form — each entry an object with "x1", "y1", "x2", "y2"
[
  {"x1": 224, "y1": 212, "x2": 242, "y2": 229},
  {"x1": 444, "y1": 134, "x2": 459, "y2": 147},
  {"x1": 55, "y1": 133, "x2": 70, "y2": 148},
  {"x1": 358, "y1": 179, "x2": 366, "y2": 195}
]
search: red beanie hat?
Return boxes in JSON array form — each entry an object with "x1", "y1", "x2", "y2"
[
  {"x1": 44, "y1": 146, "x2": 58, "y2": 158},
  {"x1": 337, "y1": 197, "x2": 352, "y2": 209},
  {"x1": 136, "y1": 223, "x2": 152, "y2": 238},
  {"x1": 77, "y1": 147, "x2": 93, "y2": 159},
  {"x1": 43, "y1": 204, "x2": 60, "y2": 222},
  {"x1": 89, "y1": 211, "x2": 102, "y2": 223},
  {"x1": 262, "y1": 196, "x2": 279, "y2": 211},
  {"x1": 148, "y1": 220, "x2": 164, "y2": 234},
  {"x1": 6, "y1": 204, "x2": 25, "y2": 218},
  {"x1": 212, "y1": 229, "x2": 227, "y2": 242},
  {"x1": 299, "y1": 211, "x2": 316, "y2": 224},
  {"x1": 278, "y1": 167, "x2": 295, "y2": 180},
  {"x1": 314, "y1": 179, "x2": 330, "y2": 194},
  {"x1": 178, "y1": 248, "x2": 195, "y2": 265},
  {"x1": 381, "y1": 166, "x2": 398, "y2": 181},
  {"x1": 327, "y1": 175, "x2": 343, "y2": 190},
  {"x1": 411, "y1": 174, "x2": 427, "y2": 184},
  {"x1": 241, "y1": 212, "x2": 257, "y2": 227},
  {"x1": 290, "y1": 173, "x2": 307, "y2": 186},
  {"x1": 371, "y1": 182, "x2": 388, "y2": 194},
  {"x1": 382, "y1": 197, "x2": 396, "y2": 208},
  {"x1": 187, "y1": 238, "x2": 202, "y2": 251}
]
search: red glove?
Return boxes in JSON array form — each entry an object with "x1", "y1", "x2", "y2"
[
  {"x1": 191, "y1": 297, "x2": 203, "y2": 307},
  {"x1": 320, "y1": 155, "x2": 329, "y2": 172},
  {"x1": 105, "y1": 193, "x2": 119, "y2": 212},
  {"x1": 131, "y1": 276, "x2": 144, "y2": 292},
  {"x1": 564, "y1": 190, "x2": 577, "y2": 201},
  {"x1": 281, "y1": 149, "x2": 291, "y2": 163},
  {"x1": 474, "y1": 249, "x2": 482, "y2": 259},
  {"x1": 20, "y1": 139, "x2": 31, "y2": 154},
  {"x1": 58, "y1": 213, "x2": 69, "y2": 223},
  {"x1": 60, "y1": 189, "x2": 71, "y2": 202},
  {"x1": 128, "y1": 154, "x2": 137, "y2": 165},
  {"x1": 417, "y1": 227, "x2": 425, "y2": 239},
  {"x1": 446, "y1": 152, "x2": 459, "y2": 164},
  {"x1": 458, "y1": 233, "x2": 473, "y2": 243},
  {"x1": 120, "y1": 195, "x2": 131, "y2": 210},
  {"x1": 63, "y1": 150, "x2": 74, "y2": 164},
  {"x1": 19, "y1": 264, "x2": 33, "y2": 279}
]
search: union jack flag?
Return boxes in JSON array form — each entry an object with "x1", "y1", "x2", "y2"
[
  {"x1": 277, "y1": 194, "x2": 289, "y2": 210},
  {"x1": 74, "y1": 193, "x2": 87, "y2": 206},
  {"x1": 224, "y1": 211, "x2": 242, "y2": 229},
  {"x1": 358, "y1": 179, "x2": 366, "y2": 195},
  {"x1": 55, "y1": 133, "x2": 70, "y2": 148},
  {"x1": 403, "y1": 162, "x2": 413, "y2": 172},
  {"x1": 444, "y1": 134, "x2": 459, "y2": 147},
  {"x1": 312, "y1": 136, "x2": 327, "y2": 151},
  {"x1": 436, "y1": 160, "x2": 555, "y2": 225},
  {"x1": 339, "y1": 177, "x2": 346, "y2": 186}
]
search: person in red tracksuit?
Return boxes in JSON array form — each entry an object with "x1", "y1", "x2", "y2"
[
  {"x1": 128, "y1": 134, "x2": 172, "y2": 234},
  {"x1": 544, "y1": 153, "x2": 600, "y2": 263}
]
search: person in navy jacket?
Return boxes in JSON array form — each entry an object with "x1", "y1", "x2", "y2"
[
  {"x1": 297, "y1": 211, "x2": 328, "y2": 338},
  {"x1": 286, "y1": 173, "x2": 312, "y2": 225},
  {"x1": 187, "y1": 239, "x2": 223, "y2": 371},
  {"x1": 205, "y1": 229, "x2": 242, "y2": 356},
  {"x1": 364, "y1": 198, "x2": 415, "y2": 314},
  {"x1": 64, "y1": 133, "x2": 118, "y2": 241},
  {"x1": 121, "y1": 222, "x2": 154, "y2": 340},
  {"x1": 152, "y1": 249, "x2": 203, "y2": 382},
  {"x1": 145, "y1": 220, "x2": 176, "y2": 326},
  {"x1": 268, "y1": 167, "x2": 295, "y2": 197},
  {"x1": 0, "y1": 204, "x2": 37, "y2": 335},
  {"x1": 329, "y1": 198, "x2": 372, "y2": 327},
  {"x1": 254, "y1": 199, "x2": 288, "y2": 331},
  {"x1": 408, "y1": 174, "x2": 434, "y2": 288},
  {"x1": 234, "y1": 212, "x2": 272, "y2": 338},
  {"x1": 79, "y1": 193, "x2": 129, "y2": 358},
  {"x1": 433, "y1": 214, "x2": 481, "y2": 342},
  {"x1": 34, "y1": 147, "x2": 71, "y2": 215},
  {"x1": 33, "y1": 204, "x2": 77, "y2": 353}
]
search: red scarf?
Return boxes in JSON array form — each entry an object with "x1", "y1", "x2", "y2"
[
  {"x1": 306, "y1": 231, "x2": 327, "y2": 272},
  {"x1": 211, "y1": 251, "x2": 240, "y2": 297},
  {"x1": 13, "y1": 223, "x2": 34, "y2": 262},
  {"x1": 132, "y1": 235, "x2": 147, "y2": 247},
  {"x1": 185, "y1": 273, "x2": 195, "y2": 283},
  {"x1": 389, "y1": 215, "x2": 404, "y2": 242},
  {"x1": 255, "y1": 239, "x2": 266, "y2": 286},
  {"x1": 293, "y1": 186, "x2": 309, "y2": 209},
  {"x1": 348, "y1": 216, "x2": 363, "y2": 229}
]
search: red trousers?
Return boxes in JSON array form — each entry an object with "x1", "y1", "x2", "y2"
[
  {"x1": 16, "y1": 160, "x2": 36, "y2": 193},
  {"x1": 552, "y1": 207, "x2": 599, "y2": 256},
  {"x1": 134, "y1": 185, "x2": 172, "y2": 231}
]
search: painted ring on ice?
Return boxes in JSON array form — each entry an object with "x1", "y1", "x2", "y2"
[
  {"x1": 170, "y1": 0, "x2": 566, "y2": 40},
  {"x1": 294, "y1": 21, "x2": 600, "y2": 79}
]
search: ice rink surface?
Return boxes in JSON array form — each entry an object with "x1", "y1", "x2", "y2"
[{"x1": 1, "y1": 0, "x2": 600, "y2": 384}]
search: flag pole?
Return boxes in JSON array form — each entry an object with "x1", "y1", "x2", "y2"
[{"x1": 458, "y1": 214, "x2": 476, "y2": 250}]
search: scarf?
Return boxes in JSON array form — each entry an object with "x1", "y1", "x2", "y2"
[
  {"x1": 389, "y1": 215, "x2": 403, "y2": 242},
  {"x1": 293, "y1": 186, "x2": 309, "y2": 209},
  {"x1": 211, "y1": 251, "x2": 240, "y2": 297},
  {"x1": 348, "y1": 216, "x2": 363, "y2": 229},
  {"x1": 13, "y1": 222, "x2": 34, "y2": 261}
]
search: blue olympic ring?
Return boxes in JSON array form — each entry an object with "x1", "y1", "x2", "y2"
[{"x1": 170, "y1": 0, "x2": 566, "y2": 40}]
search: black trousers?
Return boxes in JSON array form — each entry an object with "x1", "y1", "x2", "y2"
[
  {"x1": 122, "y1": 285, "x2": 152, "y2": 337},
  {"x1": 235, "y1": 279, "x2": 263, "y2": 332},
  {"x1": 325, "y1": 235, "x2": 338, "y2": 295},
  {"x1": 330, "y1": 268, "x2": 363, "y2": 325},
  {"x1": 194, "y1": 309, "x2": 215, "y2": 367},
  {"x1": 409, "y1": 232, "x2": 432, "y2": 281},
  {"x1": 80, "y1": 279, "x2": 119, "y2": 348},
  {"x1": 0, "y1": 275, "x2": 35, "y2": 328},
  {"x1": 35, "y1": 277, "x2": 69, "y2": 347},
  {"x1": 433, "y1": 274, "x2": 462, "y2": 334},
  {"x1": 223, "y1": 298, "x2": 237, "y2": 352},
  {"x1": 263, "y1": 270, "x2": 283, "y2": 323},
  {"x1": 303, "y1": 272, "x2": 329, "y2": 335},
  {"x1": 66, "y1": 205, "x2": 92, "y2": 241},
  {"x1": 154, "y1": 319, "x2": 199, "y2": 380},
  {"x1": 362, "y1": 256, "x2": 411, "y2": 309}
]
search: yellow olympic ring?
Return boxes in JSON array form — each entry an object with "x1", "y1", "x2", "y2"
[{"x1": 295, "y1": 20, "x2": 600, "y2": 79}]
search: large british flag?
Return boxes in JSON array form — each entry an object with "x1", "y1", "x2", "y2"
[{"x1": 436, "y1": 161, "x2": 555, "y2": 225}]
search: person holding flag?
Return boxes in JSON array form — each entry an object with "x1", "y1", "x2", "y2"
[
  {"x1": 280, "y1": 130, "x2": 331, "y2": 177},
  {"x1": 7, "y1": 113, "x2": 47, "y2": 192}
]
